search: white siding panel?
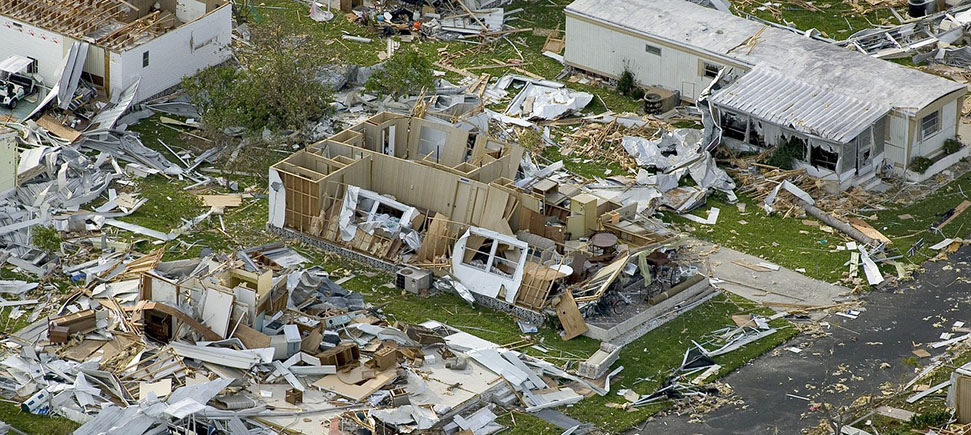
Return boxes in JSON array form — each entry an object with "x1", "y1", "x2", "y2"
[
  {"x1": 0, "y1": 18, "x2": 71, "y2": 87},
  {"x1": 566, "y1": 16, "x2": 720, "y2": 98},
  {"x1": 111, "y1": 5, "x2": 233, "y2": 101}
]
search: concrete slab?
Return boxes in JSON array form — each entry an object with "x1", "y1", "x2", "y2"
[
  {"x1": 0, "y1": 90, "x2": 41, "y2": 121},
  {"x1": 687, "y1": 240, "x2": 852, "y2": 310}
]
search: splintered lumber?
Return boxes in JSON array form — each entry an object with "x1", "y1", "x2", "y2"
[{"x1": 939, "y1": 200, "x2": 971, "y2": 230}]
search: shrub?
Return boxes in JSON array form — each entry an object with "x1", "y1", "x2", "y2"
[
  {"x1": 909, "y1": 410, "x2": 950, "y2": 429},
  {"x1": 944, "y1": 138, "x2": 962, "y2": 155},
  {"x1": 33, "y1": 226, "x2": 61, "y2": 253},
  {"x1": 910, "y1": 156, "x2": 933, "y2": 174},
  {"x1": 766, "y1": 136, "x2": 806, "y2": 170},
  {"x1": 365, "y1": 50, "x2": 435, "y2": 99},
  {"x1": 616, "y1": 67, "x2": 636, "y2": 97}
]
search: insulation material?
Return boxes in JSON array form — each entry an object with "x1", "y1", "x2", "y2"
[
  {"x1": 339, "y1": 185, "x2": 361, "y2": 242},
  {"x1": 505, "y1": 83, "x2": 593, "y2": 120}
]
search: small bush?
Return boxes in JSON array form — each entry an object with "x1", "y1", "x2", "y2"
[
  {"x1": 766, "y1": 136, "x2": 806, "y2": 170},
  {"x1": 365, "y1": 50, "x2": 435, "y2": 99},
  {"x1": 944, "y1": 138, "x2": 962, "y2": 155},
  {"x1": 909, "y1": 410, "x2": 950, "y2": 429},
  {"x1": 630, "y1": 87, "x2": 646, "y2": 100},
  {"x1": 910, "y1": 156, "x2": 933, "y2": 174},
  {"x1": 616, "y1": 67, "x2": 636, "y2": 97},
  {"x1": 33, "y1": 226, "x2": 61, "y2": 253}
]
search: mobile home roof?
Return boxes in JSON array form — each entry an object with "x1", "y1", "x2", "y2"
[{"x1": 565, "y1": 0, "x2": 966, "y2": 111}]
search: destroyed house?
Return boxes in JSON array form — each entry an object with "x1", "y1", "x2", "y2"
[
  {"x1": 269, "y1": 113, "x2": 677, "y2": 319},
  {"x1": 564, "y1": 0, "x2": 968, "y2": 186},
  {"x1": 0, "y1": 0, "x2": 232, "y2": 102},
  {"x1": 269, "y1": 113, "x2": 527, "y2": 262}
]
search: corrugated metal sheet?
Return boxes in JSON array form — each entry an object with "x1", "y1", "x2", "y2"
[{"x1": 709, "y1": 66, "x2": 890, "y2": 144}]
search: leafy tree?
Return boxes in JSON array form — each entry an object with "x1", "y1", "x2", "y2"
[
  {"x1": 365, "y1": 50, "x2": 435, "y2": 99},
  {"x1": 183, "y1": 17, "x2": 333, "y2": 134}
]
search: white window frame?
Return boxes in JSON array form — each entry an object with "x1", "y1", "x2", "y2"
[
  {"x1": 645, "y1": 44, "x2": 661, "y2": 56},
  {"x1": 921, "y1": 110, "x2": 941, "y2": 141},
  {"x1": 702, "y1": 61, "x2": 720, "y2": 79}
]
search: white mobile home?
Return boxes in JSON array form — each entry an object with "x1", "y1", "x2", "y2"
[
  {"x1": 564, "y1": 0, "x2": 967, "y2": 184},
  {"x1": 0, "y1": 0, "x2": 232, "y2": 103}
]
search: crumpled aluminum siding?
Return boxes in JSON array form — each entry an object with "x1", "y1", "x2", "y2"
[{"x1": 708, "y1": 66, "x2": 890, "y2": 144}]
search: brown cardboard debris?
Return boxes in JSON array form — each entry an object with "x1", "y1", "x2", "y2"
[
  {"x1": 312, "y1": 368, "x2": 396, "y2": 402},
  {"x1": 199, "y1": 194, "x2": 243, "y2": 208},
  {"x1": 139, "y1": 379, "x2": 173, "y2": 400},
  {"x1": 912, "y1": 349, "x2": 932, "y2": 358}
]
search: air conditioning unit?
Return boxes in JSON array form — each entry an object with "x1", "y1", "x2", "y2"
[{"x1": 396, "y1": 266, "x2": 432, "y2": 294}]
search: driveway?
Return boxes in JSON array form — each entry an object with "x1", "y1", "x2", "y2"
[{"x1": 638, "y1": 247, "x2": 971, "y2": 434}]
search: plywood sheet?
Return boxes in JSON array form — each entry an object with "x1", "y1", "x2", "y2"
[
  {"x1": 555, "y1": 291, "x2": 587, "y2": 340},
  {"x1": 37, "y1": 115, "x2": 82, "y2": 142}
]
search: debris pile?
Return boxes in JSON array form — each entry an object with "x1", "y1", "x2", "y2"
[{"x1": 0, "y1": 243, "x2": 638, "y2": 433}]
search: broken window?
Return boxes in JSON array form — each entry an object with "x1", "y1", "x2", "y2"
[
  {"x1": 462, "y1": 236, "x2": 523, "y2": 279},
  {"x1": 921, "y1": 110, "x2": 940, "y2": 141},
  {"x1": 702, "y1": 61, "x2": 720, "y2": 79},
  {"x1": 645, "y1": 44, "x2": 661, "y2": 56},
  {"x1": 748, "y1": 120, "x2": 766, "y2": 147},
  {"x1": 465, "y1": 133, "x2": 477, "y2": 162},
  {"x1": 720, "y1": 111, "x2": 747, "y2": 141},
  {"x1": 351, "y1": 191, "x2": 412, "y2": 235},
  {"x1": 142, "y1": 51, "x2": 150, "y2": 68},
  {"x1": 809, "y1": 143, "x2": 839, "y2": 171}
]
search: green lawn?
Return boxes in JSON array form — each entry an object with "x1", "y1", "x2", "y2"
[
  {"x1": 736, "y1": 0, "x2": 890, "y2": 40},
  {"x1": 872, "y1": 171, "x2": 971, "y2": 263},
  {"x1": 0, "y1": 402, "x2": 78, "y2": 434},
  {"x1": 564, "y1": 293, "x2": 796, "y2": 433},
  {"x1": 665, "y1": 193, "x2": 850, "y2": 283}
]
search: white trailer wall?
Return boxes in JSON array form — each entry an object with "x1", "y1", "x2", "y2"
[
  {"x1": 911, "y1": 97, "x2": 959, "y2": 160},
  {"x1": 109, "y1": 3, "x2": 232, "y2": 102},
  {"x1": 564, "y1": 14, "x2": 747, "y2": 100},
  {"x1": 0, "y1": 18, "x2": 73, "y2": 87}
]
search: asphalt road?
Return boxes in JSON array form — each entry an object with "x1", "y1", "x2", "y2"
[{"x1": 636, "y1": 248, "x2": 971, "y2": 434}]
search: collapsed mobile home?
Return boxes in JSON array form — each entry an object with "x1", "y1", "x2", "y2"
[
  {"x1": 564, "y1": 0, "x2": 968, "y2": 186},
  {"x1": 269, "y1": 113, "x2": 712, "y2": 341}
]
